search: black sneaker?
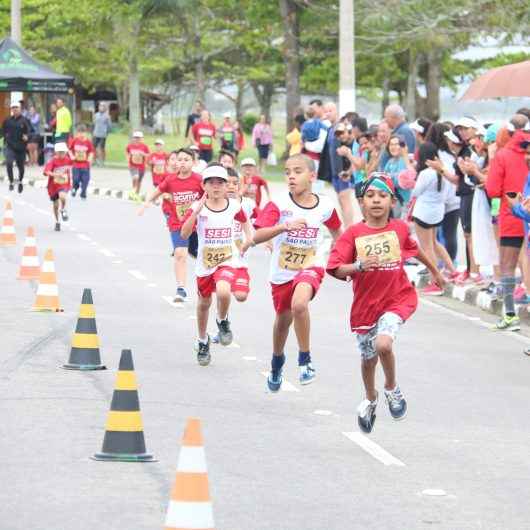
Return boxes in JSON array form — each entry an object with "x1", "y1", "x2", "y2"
[
  {"x1": 71, "y1": 189, "x2": 77, "y2": 197},
  {"x1": 8, "y1": 182, "x2": 14, "y2": 191},
  {"x1": 216, "y1": 318, "x2": 233, "y2": 346},
  {"x1": 17, "y1": 182, "x2": 23, "y2": 193},
  {"x1": 267, "y1": 369, "x2": 283, "y2": 392},
  {"x1": 357, "y1": 394, "x2": 378, "y2": 433},
  {"x1": 55, "y1": 222, "x2": 61, "y2": 232},
  {"x1": 60, "y1": 209, "x2": 69, "y2": 222},
  {"x1": 196, "y1": 336, "x2": 211, "y2": 366},
  {"x1": 384, "y1": 385, "x2": 407, "y2": 421}
]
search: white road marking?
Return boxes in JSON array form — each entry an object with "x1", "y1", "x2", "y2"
[
  {"x1": 260, "y1": 371, "x2": 299, "y2": 392},
  {"x1": 314, "y1": 409, "x2": 333, "y2": 416},
  {"x1": 99, "y1": 248, "x2": 116, "y2": 257},
  {"x1": 77, "y1": 234, "x2": 91, "y2": 241},
  {"x1": 228, "y1": 342, "x2": 240, "y2": 349},
  {"x1": 242, "y1": 356, "x2": 257, "y2": 361},
  {"x1": 112, "y1": 260, "x2": 123, "y2": 264},
  {"x1": 421, "y1": 489, "x2": 447, "y2": 497},
  {"x1": 162, "y1": 295, "x2": 185, "y2": 308},
  {"x1": 342, "y1": 432, "x2": 406, "y2": 467},
  {"x1": 147, "y1": 283, "x2": 157, "y2": 288},
  {"x1": 188, "y1": 315, "x2": 197, "y2": 320},
  {"x1": 128, "y1": 269, "x2": 147, "y2": 281}
]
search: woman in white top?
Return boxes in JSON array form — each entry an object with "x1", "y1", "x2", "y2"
[{"x1": 412, "y1": 142, "x2": 457, "y2": 293}]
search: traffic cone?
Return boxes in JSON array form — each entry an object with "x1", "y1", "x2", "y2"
[
  {"x1": 31, "y1": 248, "x2": 63, "y2": 312},
  {"x1": 17, "y1": 227, "x2": 40, "y2": 280},
  {"x1": 92, "y1": 349, "x2": 155, "y2": 462},
  {"x1": 164, "y1": 418, "x2": 215, "y2": 530},
  {"x1": 63, "y1": 289, "x2": 106, "y2": 370},
  {"x1": 0, "y1": 200, "x2": 16, "y2": 246}
]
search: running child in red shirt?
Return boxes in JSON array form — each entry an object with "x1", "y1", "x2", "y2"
[
  {"x1": 148, "y1": 138, "x2": 168, "y2": 188},
  {"x1": 180, "y1": 164, "x2": 251, "y2": 366},
  {"x1": 240, "y1": 157, "x2": 270, "y2": 211},
  {"x1": 326, "y1": 173, "x2": 445, "y2": 433},
  {"x1": 44, "y1": 142, "x2": 73, "y2": 231},
  {"x1": 252, "y1": 154, "x2": 342, "y2": 391},
  {"x1": 139, "y1": 148, "x2": 203, "y2": 302},
  {"x1": 68, "y1": 123, "x2": 94, "y2": 200},
  {"x1": 126, "y1": 131, "x2": 150, "y2": 201}
]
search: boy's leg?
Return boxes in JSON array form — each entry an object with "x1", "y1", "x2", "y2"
[
  {"x1": 233, "y1": 268, "x2": 250, "y2": 302},
  {"x1": 374, "y1": 335, "x2": 396, "y2": 391},
  {"x1": 174, "y1": 247, "x2": 188, "y2": 287},
  {"x1": 197, "y1": 294, "x2": 212, "y2": 341},
  {"x1": 80, "y1": 169, "x2": 90, "y2": 198},
  {"x1": 52, "y1": 199, "x2": 60, "y2": 222},
  {"x1": 273, "y1": 310, "x2": 293, "y2": 356},
  {"x1": 291, "y1": 282, "x2": 313, "y2": 353},
  {"x1": 72, "y1": 168, "x2": 80, "y2": 193},
  {"x1": 357, "y1": 330, "x2": 379, "y2": 433},
  {"x1": 215, "y1": 279, "x2": 231, "y2": 321}
]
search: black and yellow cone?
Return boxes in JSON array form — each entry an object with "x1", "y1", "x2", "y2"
[
  {"x1": 92, "y1": 349, "x2": 156, "y2": 462},
  {"x1": 63, "y1": 288, "x2": 106, "y2": 370}
]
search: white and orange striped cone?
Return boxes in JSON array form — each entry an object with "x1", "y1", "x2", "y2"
[
  {"x1": 17, "y1": 227, "x2": 40, "y2": 280},
  {"x1": 164, "y1": 418, "x2": 215, "y2": 530},
  {"x1": 32, "y1": 248, "x2": 63, "y2": 312},
  {"x1": 0, "y1": 200, "x2": 16, "y2": 246}
]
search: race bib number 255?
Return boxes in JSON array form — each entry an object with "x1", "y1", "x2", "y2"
[{"x1": 355, "y1": 231, "x2": 401, "y2": 264}]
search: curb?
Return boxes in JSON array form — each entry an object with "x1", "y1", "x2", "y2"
[{"x1": 0, "y1": 175, "x2": 143, "y2": 202}]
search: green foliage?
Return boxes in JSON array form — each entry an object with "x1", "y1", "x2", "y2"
[{"x1": 241, "y1": 113, "x2": 258, "y2": 134}]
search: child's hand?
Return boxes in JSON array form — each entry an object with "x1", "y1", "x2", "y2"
[
  {"x1": 360, "y1": 255, "x2": 379, "y2": 271},
  {"x1": 239, "y1": 239, "x2": 252, "y2": 256},
  {"x1": 195, "y1": 193, "x2": 208, "y2": 213}
]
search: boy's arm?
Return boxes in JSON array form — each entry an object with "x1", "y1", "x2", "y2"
[
  {"x1": 262, "y1": 178, "x2": 271, "y2": 200},
  {"x1": 180, "y1": 195, "x2": 207, "y2": 239}
]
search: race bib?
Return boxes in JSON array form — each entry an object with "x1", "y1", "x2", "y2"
[
  {"x1": 176, "y1": 203, "x2": 190, "y2": 219},
  {"x1": 153, "y1": 164, "x2": 165, "y2": 174},
  {"x1": 279, "y1": 243, "x2": 315, "y2": 271},
  {"x1": 223, "y1": 131, "x2": 234, "y2": 142},
  {"x1": 75, "y1": 150, "x2": 87, "y2": 161},
  {"x1": 355, "y1": 231, "x2": 401, "y2": 264},
  {"x1": 202, "y1": 245, "x2": 232, "y2": 269},
  {"x1": 200, "y1": 135, "x2": 212, "y2": 146},
  {"x1": 53, "y1": 174, "x2": 67, "y2": 184},
  {"x1": 131, "y1": 153, "x2": 144, "y2": 165}
]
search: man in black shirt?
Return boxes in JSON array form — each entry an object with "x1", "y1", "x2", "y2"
[
  {"x1": 185, "y1": 101, "x2": 203, "y2": 142},
  {"x1": 2, "y1": 101, "x2": 30, "y2": 193}
]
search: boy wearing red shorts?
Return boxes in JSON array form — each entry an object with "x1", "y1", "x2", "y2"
[
  {"x1": 180, "y1": 164, "x2": 251, "y2": 366},
  {"x1": 327, "y1": 173, "x2": 445, "y2": 433},
  {"x1": 126, "y1": 131, "x2": 150, "y2": 201},
  {"x1": 253, "y1": 154, "x2": 342, "y2": 391},
  {"x1": 44, "y1": 142, "x2": 73, "y2": 231},
  {"x1": 148, "y1": 138, "x2": 168, "y2": 188}
]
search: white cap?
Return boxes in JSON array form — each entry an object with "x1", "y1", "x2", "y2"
[
  {"x1": 240, "y1": 157, "x2": 257, "y2": 167},
  {"x1": 223, "y1": 112, "x2": 231, "y2": 119},
  {"x1": 154, "y1": 138, "x2": 164, "y2": 145},
  {"x1": 444, "y1": 130, "x2": 462, "y2": 144},
  {"x1": 475, "y1": 124, "x2": 487, "y2": 136},
  {"x1": 455, "y1": 117, "x2": 479, "y2": 129},
  {"x1": 54, "y1": 142, "x2": 69, "y2": 152},
  {"x1": 132, "y1": 131, "x2": 144, "y2": 138},
  {"x1": 10, "y1": 91, "x2": 22, "y2": 107},
  {"x1": 410, "y1": 120, "x2": 424, "y2": 134},
  {"x1": 202, "y1": 165, "x2": 228, "y2": 182},
  {"x1": 189, "y1": 144, "x2": 199, "y2": 151}
]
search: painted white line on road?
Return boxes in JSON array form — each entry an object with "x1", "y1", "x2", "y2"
[
  {"x1": 314, "y1": 409, "x2": 333, "y2": 416},
  {"x1": 188, "y1": 315, "x2": 197, "y2": 320},
  {"x1": 260, "y1": 371, "x2": 299, "y2": 392},
  {"x1": 112, "y1": 260, "x2": 123, "y2": 264},
  {"x1": 147, "y1": 283, "x2": 157, "y2": 288},
  {"x1": 228, "y1": 342, "x2": 240, "y2": 349},
  {"x1": 420, "y1": 298, "x2": 530, "y2": 346},
  {"x1": 162, "y1": 295, "x2": 185, "y2": 308},
  {"x1": 128, "y1": 269, "x2": 147, "y2": 281},
  {"x1": 242, "y1": 356, "x2": 257, "y2": 361},
  {"x1": 342, "y1": 432, "x2": 406, "y2": 467},
  {"x1": 421, "y1": 489, "x2": 447, "y2": 497},
  {"x1": 99, "y1": 248, "x2": 116, "y2": 257},
  {"x1": 77, "y1": 234, "x2": 91, "y2": 241},
  {"x1": 90, "y1": 241, "x2": 98, "y2": 246}
]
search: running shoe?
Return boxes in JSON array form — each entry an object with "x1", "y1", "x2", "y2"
[
  {"x1": 216, "y1": 318, "x2": 233, "y2": 346},
  {"x1": 196, "y1": 336, "x2": 211, "y2": 366},
  {"x1": 422, "y1": 282, "x2": 444, "y2": 296},
  {"x1": 524, "y1": 348, "x2": 530, "y2": 357},
  {"x1": 299, "y1": 363, "x2": 316, "y2": 385},
  {"x1": 8, "y1": 182, "x2": 14, "y2": 191},
  {"x1": 454, "y1": 271, "x2": 470, "y2": 285},
  {"x1": 445, "y1": 271, "x2": 460, "y2": 282},
  {"x1": 173, "y1": 287, "x2": 188, "y2": 303},
  {"x1": 60, "y1": 209, "x2": 69, "y2": 222},
  {"x1": 357, "y1": 394, "x2": 378, "y2": 434},
  {"x1": 54, "y1": 222, "x2": 61, "y2": 232},
  {"x1": 384, "y1": 385, "x2": 407, "y2": 421},
  {"x1": 470, "y1": 273, "x2": 484, "y2": 286},
  {"x1": 128, "y1": 190, "x2": 137, "y2": 201},
  {"x1": 493, "y1": 314, "x2": 521, "y2": 332},
  {"x1": 17, "y1": 181, "x2": 23, "y2": 193},
  {"x1": 71, "y1": 189, "x2": 77, "y2": 197},
  {"x1": 267, "y1": 368, "x2": 283, "y2": 393}
]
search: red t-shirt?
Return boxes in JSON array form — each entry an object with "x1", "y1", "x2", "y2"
[
  {"x1": 149, "y1": 151, "x2": 168, "y2": 186},
  {"x1": 158, "y1": 172, "x2": 204, "y2": 231},
  {"x1": 243, "y1": 174, "x2": 268, "y2": 208},
  {"x1": 326, "y1": 219, "x2": 419, "y2": 333},
  {"x1": 68, "y1": 137, "x2": 94, "y2": 169},
  {"x1": 126, "y1": 142, "x2": 150, "y2": 169},
  {"x1": 191, "y1": 121, "x2": 216, "y2": 151},
  {"x1": 45, "y1": 155, "x2": 73, "y2": 197}
]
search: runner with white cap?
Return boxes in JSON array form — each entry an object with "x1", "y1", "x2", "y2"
[{"x1": 240, "y1": 157, "x2": 270, "y2": 212}]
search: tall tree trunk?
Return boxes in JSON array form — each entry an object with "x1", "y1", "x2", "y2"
[
  {"x1": 235, "y1": 81, "x2": 245, "y2": 122},
  {"x1": 251, "y1": 82, "x2": 274, "y2": 122},
  {"x1": 129, "y1": 53, "x2": 141, "y2": 130},
  {"x1": 425, "y1": 49, "x2": 442, "y2": 121},
  {"x1": 193, "y1": 15, "x2": 206, "y2": 103},
  {"x1": 381, "y1": 77, "x2": 390, "y2": 117},
  {"x1": 279, "y1": 0, "x2": 300, "y2": 134},
  {"x1": 404, "y1": 50, "x2": 418, "y2": 120}
]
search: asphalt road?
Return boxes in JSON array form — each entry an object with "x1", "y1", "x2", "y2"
[{"x1": 1, "y1": 185, "x2": 529, "y2": 530}]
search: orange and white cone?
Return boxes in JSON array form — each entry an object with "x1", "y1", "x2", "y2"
[
  {"x1": 0, "y1": 200, "x2": 16, "y2": 246},
  {"x1": 164, "y1": 418, "x2": 215, "y2": 530},
  {"x1": 32, "y1": 248, "x2": 63, "y2": 312},
  {"x1": 17, "y1": 227, "x2": 40, "y2": 280}
]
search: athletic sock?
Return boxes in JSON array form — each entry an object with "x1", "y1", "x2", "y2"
[
  {"x1": 298, "y1": 351, "x2": 311, "y2": 366},
  {"x1": 271, "y1": 354, "x2": 285, "y2": 373},
  {"x1": 501, "y1": 276, "x2": 516, "y2": 316},
  {"x1": 198, "y1": 336, "x2": 208, "y2": 345}
]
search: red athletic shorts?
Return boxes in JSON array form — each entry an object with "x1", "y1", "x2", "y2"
[
  {"x1": 271, "y1": 267, "x2": 325, "y2": 314},
  {"x1": 232, "y1": 267, "x2": 250, "y2": 293},
  {"x1": 197, "y1": 266, "x2": 236, "y2": 298}
]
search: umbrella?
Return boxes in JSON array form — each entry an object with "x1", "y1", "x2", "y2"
[{"x1": 460, "y1": 60, "x2": 530, "y2": 100}]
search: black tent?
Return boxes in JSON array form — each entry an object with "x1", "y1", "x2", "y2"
[{"x1": 0, "y1": 36, "x2": 74, "y2": 93}]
